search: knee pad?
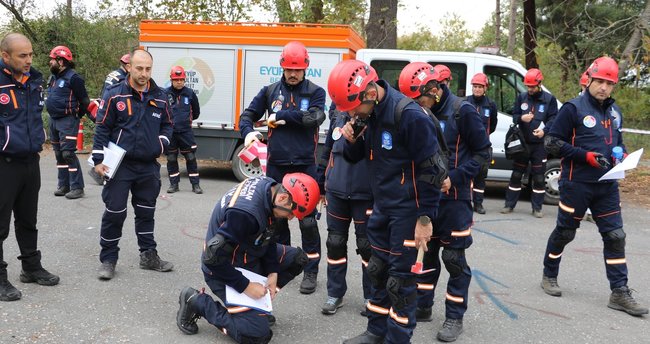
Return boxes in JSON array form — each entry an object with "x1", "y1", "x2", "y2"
[
  {"x1": 532, "y1": 174, "x2": 545, "y2": 189},
  {"x1": 299, "y1": 216, "x2": 319, "y2": 241},
  {"x1": 602, "y1": 228, "x2": 626, "y2": 253},
  {"x1": 61, "y1": 150, "x2": 76, "y2": 164},
  {"x1": 54, "y1": 150, "x2": 64, "y2": 163},
  {"x1": 355, "y1": 236, "x2": 371, "y2": 261},
  {"x1": 166, "y1": 153, "x2": 178, "y2": 163},
  {"x1": 441, "y1": 248, "x2": 467, "y2": 278},
  {"x1": 550, "y1": 226, "x2": 576, "y2": 248},
  {"x1": 183, "y1": 151, "x2": 196, "y2": 162},
  {"x1": 287, "y1": 247, "x2": 308, "y2": 277},
  {"x1": 386, "y1": 275, "x2": 416, "y2": 310},
  {"x1": 480, "y1": 161, "x2": 489, "y2": 176},
  {"x1": 510, "y1": 170, "x2": 524, "y2": 184},
  {"x1": 240, "y1": 330, "x2": 273, "y2": 344},
  {"x1": 366, "y1": 254, "x2": 388, "y2": 288},
  {"x1": 326, "y1": 232, "x2": 347, "y2": 260}
]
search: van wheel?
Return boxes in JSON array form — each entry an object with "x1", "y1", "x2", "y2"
[
  {"x1": 544, "y1": 159, "x2": 561, "y2": 205},
  {"x1": 232, "y1": 144, "x2": 264, "y2": 181}
]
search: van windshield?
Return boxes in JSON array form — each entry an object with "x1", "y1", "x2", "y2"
[{"x1": 484, "y1": 65, "x2": 526, "y2": 116}]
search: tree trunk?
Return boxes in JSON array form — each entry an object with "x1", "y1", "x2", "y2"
[
  {"x1": 365, "y1": 0, "x2": 398, "y2": 49},
  {"x1": 523, "y1": 0, "x2": 537, "y2": 69},
  {"x1": 305, "y1": 0, "x2": 324, "y2": 23},
  {"x1": 496, "y1": 0, "x2": 502, "y2": 49},
  {"x1": 0, "y1": 0, "x2": 38, "y2": 42},
  {"x1": 507, "y1": 0, "x2": 517, "y2": 57},
  {"x1": 67, "y1": 0, "x2": 72, "y2": 18},
  {"x1": 619, "y1": 0, "x2": 650, "y2": 77},
  {"x1": 275, "y1": 0, "x2": 294, "y2": 23}
]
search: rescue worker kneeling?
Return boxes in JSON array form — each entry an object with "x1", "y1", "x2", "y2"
[{"x1": 176, "y1": 173, "x2": 319, "y2": 343}]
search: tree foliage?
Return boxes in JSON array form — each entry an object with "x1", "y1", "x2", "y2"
[{"x1": 398, "y1": 14, "x2": 474, "y2": 52}]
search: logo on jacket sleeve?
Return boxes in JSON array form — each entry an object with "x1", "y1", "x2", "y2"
[
  {"x1": 300, "y1": 98, "x2": 309, "y2": 111},
  {"x1": 116, "y1": 101, "x2": 126, "y2": 112},
  {"x1": 332, "y1": 127, "x2": 342, "y2": 141},
  {"x1": 520, "y1": 102, "x2": 529, "y2": 111},
  {"x1": 583, "y1": 115, "x2": 596, "y2": 128},
  {"x1": 0, "y1": 93, "x2": 9, "y2": 105},
  {"x1": 381, "y1": 131, "x2": 393, "y2": 150}
]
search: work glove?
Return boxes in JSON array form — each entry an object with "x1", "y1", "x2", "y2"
[
  {"x1": 586, "y1": 152, "x2": 610, "y2": 169},
  {"x1": 267, "y1": 114, "x2": 286, "y2": 129},
  {"x1": 244, "y1": 131, "x2": 263, "y2": 147},
  {"x1": 87, "y1": 99, "x2": 100, "y2": 121}
]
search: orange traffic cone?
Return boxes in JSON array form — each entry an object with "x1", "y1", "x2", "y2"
[{"x1": 76, "y1": 121, "x2": 84, "y2": 151}]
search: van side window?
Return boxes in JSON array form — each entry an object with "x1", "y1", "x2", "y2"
[
  {"x1": 427, "y1": 62, "x2": 467, "y2": 97},
  {"x1": 369, "y1": 60, "x2": 409, "y2": 90},
  {"x1": 484, "y1": 66, "x2": 526, "y2": 115}
]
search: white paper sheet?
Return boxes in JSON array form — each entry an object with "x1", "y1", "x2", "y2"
[
  {"x1": 598, "y1": 148, "x2": 644, "y2": 181},
  {"x1": 225, "y1": 268, "x2": 273, "y2": 313},
  {"x1": 102, "y1": 142, "x2": 126, "y2": 180}
]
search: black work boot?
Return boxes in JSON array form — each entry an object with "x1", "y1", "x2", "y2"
[
  {"x1": 342, "y1": 330, "x2": 384, "y2": 344},
  {"x1": 541, "y1": 275, "x2": 562, "y2": 297},
  {"x1": 19, "y1": 268, "x2": 60, "y2": 286},
  {"x1": 65, "y1": 188, "x2": 84, "y2": 199},
  {"x1": 416, "y1": 306, "x2": 433, "y2": 322},
  {"x1": 321, "y1": 296, "x2": 344, "y2": 315},
  {"x1": 98, "y1": 261, "x2": 116, "y2": 280},
  {"x1": 167, "y1": 184, "x2": 179, "y2": 193},
  {"x1": 139, "y1": 249, "x2": 173, "y2": 272},
  {"x1": 192, "y1": 184, "x2": 203, "y2": 194},
  {"x1": 1, "y1": 277, "x2": 22, "y2": 301},
  {"x1": 608, "y1": 286, "x2": 649, "y2": 316},
  {"x1": 54, "y1": 186, "x2": 70, "y2": 196},
  {"x1": 437, "y1": 318, "x2": 463, "y2": 342},
  {"x1": 177, "y1": 287, "x2": 201, "y2": 335},
  {"x1": 267, "y1": 314, "x2": 276, "y2": 327},
  {"x1": 299, "y1": 272, "x2": 317, "y2": 294},
  {"x1": 473, "y1": 203, "x2": 486, "y2": 215}
]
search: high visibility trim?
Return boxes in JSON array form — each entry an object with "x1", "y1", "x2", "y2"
[
  {"x1": 65, "y1": 135, "x2": 77, "y2": 140},
  {"x1": 597, "y1": 210, "x2": 621, "y2": 218},
  {"x1": 68, "y1": 168, "x2": 78, "y2": 172},
  {"x1": 191, "y1": 145, "x2": 198, "y2": 149},
  {"x1": 446, "y1": 292, "x2": 464, "y2": 303},
  {"x1": 136, "y1": 204, "x2": 156, "y2": 209},
  {"x1": 169, "y1": 172, "x2": 180, "y2": 177},
  {"x1": 361, "y1": 259, "x2": 368, "y2": 267},
  {"x1": 57, "y1": 165, "x2": 69, "y2": 168},
  {"x1": 137, "y1": 231, "x2": 154, "y2": 235},
  {"x1": 327, "y1": 211, "x2": 350, "y2": 221},
  {"x1": 367, "y1": 302, "x2": 389, "y2": 315},
  {"x1": 220, "y1": 327, "x2": 227, "y2": 335},
  {"x1": 188, "y1": 173, "x2": 199, "y2": 177},
  {"x1": 389, "y1": 307, "x2": 409, "y2": 325},
  {"x1": 403, "y1": 240, "x2": 416, "y2": 248},
  {"x1": 548, "y1": 252, "x2": 562, "y2": 259},
  {"x1": 92, "y1": 149, "x2": 104, "y2": 154},
  {"x1": 159, "y1": 135, "x2": 170, "y2": 144},
  {"x1": 451, "y1": 228, "x2": 471, "y2": 237},
  {"x1": 327, "y1": 257, "x2": 347, "y2": 265},
  {"x1": 473, "y1": 188, "x2": 484, "y2": 193},
  {"x1": 532, "y1": 189, "x2": 546, "y2": 194},
  {"x1": 9, "y1": 89, "x2": 18, "y2": 109},
  {"x1": 558, "y1": 202, "x2": 575, "y2": 214},
  {"x1": 417, "y1": 283, "x2": 434, "y2": 290},
  {"x1": 365, "y1": 209, "x2": 373, "y2": 216},
  {"x1": 100, "y1": 236, "x2": 121, "y2": 242},
  {"x1": 606, "y1": 258, "x2": 626, "y2": 265},
  {"x1": 228, "y1": 181, "x2": 246, "y2": 208},
  {"x1": 508, "y1": 186, "x2": 522, "y2": 191},
  {"x1": 306, "y1": 253, "x2": 320, "y2": 259},
  {"x1": 227, "y1": 306, "x2": 251, "y2": 314},
  {"x1": 106, "y1": 207, "x2": 127, "y2": 213}
]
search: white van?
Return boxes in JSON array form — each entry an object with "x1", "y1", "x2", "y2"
[{"x1": 355, "y1": 49, "x2": 562, "y2": 204}]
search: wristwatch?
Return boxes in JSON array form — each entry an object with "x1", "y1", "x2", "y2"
[{"x1": 418, "y1": 215, "x2": 431, "y2": 226}]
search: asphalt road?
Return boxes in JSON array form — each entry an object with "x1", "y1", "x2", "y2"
[{"x1": 1, "y1": 150, "x2": 649, "y2": 344}]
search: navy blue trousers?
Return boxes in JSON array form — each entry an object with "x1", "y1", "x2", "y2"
[
  {"x1": 505, "y1": 143, "x2": 546, "y2": 211},
  {"x1": 166, "y1": 130, "x2": 199, "y2": 185},
  {"x1": 50, "y1": 116, "x2": 84, "y2": 190}
]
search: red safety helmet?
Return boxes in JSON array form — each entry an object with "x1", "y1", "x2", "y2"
[
  {"x1": 588, "y1": 56, "x2": 619, "y2": 84},
  {"x1": 523, "y1": 68, "x2": 544, "y2": 86},
  {"x1": 579, "y1": 71, "x2": 589, "y2": 86},
  {"x1": 49, "y1": 45, "x2": 73, "y2": 62},
  {"x1": 170, "y1": 66, "x2": 186, "y2": 80},
  {"x1": 280, "y1": 41, "x2": 310, "y2": 69},
  {"x1": 471, "y1": 73, "x2": 489, "y2": 87},
  {"x1": 398, "y1": 62, "x2": 439, "y2": 98},
  {"x1": 433, "y1": 64, "x2": 452, "y2": 81},
  {"x1": 327, "y1": 60, "x2": 379, "y2": 112},
  {"x1": 282, "y1": 173, "x2": 320, "y2": 220},
  {"x1": 120, "y1": 54, "x2": 130, "y2": 64}
]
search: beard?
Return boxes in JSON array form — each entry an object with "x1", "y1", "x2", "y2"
[{"x1": 49, "y1": 64, "x2": 60, "y2": 75}]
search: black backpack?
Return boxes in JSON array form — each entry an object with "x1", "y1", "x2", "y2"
[{"x1": 504, "y1": 123, "x2": 529, "y2": 160}]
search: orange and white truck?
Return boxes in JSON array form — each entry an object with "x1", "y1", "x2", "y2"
[{"x1": 139, "y1": 20, "x2": 365, "y2": 180}]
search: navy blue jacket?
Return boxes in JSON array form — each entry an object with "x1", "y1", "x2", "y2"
[
  {"x1": 165, "y1": 86, "x2": 200, "y2": 132},
  {"x1": 317, "y1": 104, "x2": 372, "y2": 200},
  {"x1": 239, "y1": 76, "x2": 326, "y2": 165},
  {"x1": 466, "y1": 94, "x2": 498, "y2": 135},
  {"x1": 46, "y1": 68, "x2": 89, "y2": 119},
  {"x1": 101, "y1": 67, "x2": 127, "y2": 99},
  {"x1": 201, "y1": 177, "x2": 279, "y2": 293},
  {"x1": 0, "y1": 62, "x2": 45, "y2": 158},
  {"x1": 343, "y1": 80, "x2": 441, "y2": 219},
  {"x1": 512, "y1": 89, "x2": 558, "y2": 143},
  {"x1": 92, "y1": 78, "x2": 173, "y2": 164},
  {"x1": 432, "y1": 85, "x2": 492, "y2": 201},
  {"x1": 548, "y1": 91, "x2": 625, "y2": 183}
]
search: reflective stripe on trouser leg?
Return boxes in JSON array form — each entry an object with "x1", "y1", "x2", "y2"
[
  {"x1": 416, "y1": 242, "x2": 442, "y2": 309},
  {"x1": 167, "y1": 153, "x2": 180, "y2": 185},
  {"x1": 132, "y1": 173, "x2": 160, "y2": 252},
  {"x1": 177, "y1": 130, "x2": 200, "y2": 185},
  {"x1": 472, "y1": 161, "x2": 488, "y2": 205},
  {"x1": 63, "y1": 150, "x2": 85, "y2": 190},
  {"x1": 444, "y1": 256, "x2": 471, "y2": 319},
  {"x1": 505, "y1": 161, "x2": 526, "y2": 209},
  {"x1": 99, "y1": 179, "x2": 130, "y2": 262},
  {"x1": 325, "y1": 195, "x2": 352, "y2": 298},
  {"x1": 299, "y1": 213, "x2": 321, "y2": 273}
]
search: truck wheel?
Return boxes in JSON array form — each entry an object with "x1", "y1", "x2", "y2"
[
  {"x1": 232, "y1": 144, "x2": 264, "y2": 181},
  {"x1": 544, "y1": 159, "x2": 561, "y2": 205}
]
